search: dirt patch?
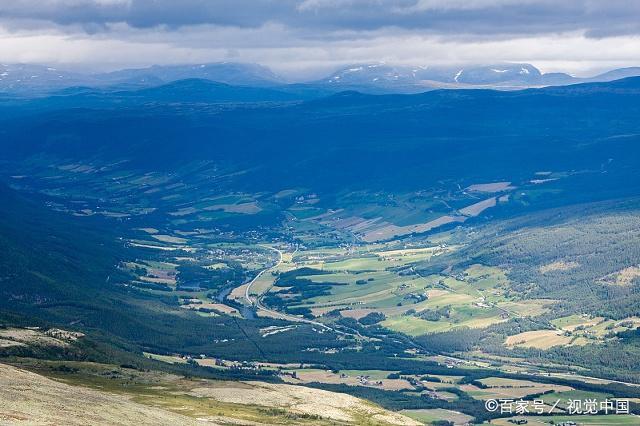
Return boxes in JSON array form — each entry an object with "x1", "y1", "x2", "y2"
[
  {"x1": 340, "y1": 309, "x2": 375, "y2": 320},
  {"x1": 259, "y1": 325, "x2": 298, "y2": 337},
  {"x1": 466, "y1": 182, "x2": 514, "y2": 193},
  {"x1": 539, "y1": 261, "x2": 579, "y2": 274},
  {"x1": 505, "y1": 330, "x2": 573, "y2": 349},
  {"x1": 0, "y1": 338, "x2": 26, "y2": 348},
  {"x1": 284, "y1": 370, "x2": 414, "y2": 392},
  {"x1": 607, "y1": 265, "x2": 640, "y2": 286},
  {"x1": 181, "y1": 302, "x2": 239, "y2": 316},
  {"x1": 459, "y1": 197, "x2": 497, "y2": 217},
  {"x1": 151, "y1": 234, "x2": 187, "y2": 244},
  {"x1": 0, "y1": 328, "x2": 83, "y2": 348},
  {"x1": 204, "y1": 202, "x2": 261, "y2": 214},
  {"x1": 361, "y1": 215, "x2": 466, "y2": 242}
]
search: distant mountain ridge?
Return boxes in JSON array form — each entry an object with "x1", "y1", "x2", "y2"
[
  {"x1": 98, "y1": 62, "x2": 284, "y2": 87},
  {"x1": 3, "y1": 75, "x2": 640, "y2": 191},
  {"x1": 0, "y1": 62, "x2": 285, "y2": 95},
  {"x1": 320, "y1": 63, "x2": 640, "y2": 92},
  {"x1": 1, "y1": 61, "x2": 640, "y2": 95},
  {"x1": 320, "y1": 63, "x2": 543, "y2": 86},
  {"x1": 118, "y1": 78, "x2": 299, "y2": 102}
]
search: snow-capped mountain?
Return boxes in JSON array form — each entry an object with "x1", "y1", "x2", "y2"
[
  {"x1": 1, "y1": 61, "x2": 640, "y2": 95},
  {"x1": 318, "y1": 62, "x2": 640, "y2": 92},
  {"x1": 322, "y1": 62, "x2": 547, "y2": 88},
  {"x1": 0, "y1": 64, "x2": 90, "y2": 93},
  {"x1": 451, "y1": 64, "x2": 541, "y2": 84},
  {"x1": 324, "y1": 63, "x2": 425, "y2": 86}
]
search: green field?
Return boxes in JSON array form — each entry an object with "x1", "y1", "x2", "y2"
[
  {"x1": 269, "y1": 242, "x2": 553, "y2": 338},
  {"x1": 491, "y1": 415, "x2": 640, "y2": 426},
  {"x1": 400, "y1": 408, "x2": 474, "y2": 425}
]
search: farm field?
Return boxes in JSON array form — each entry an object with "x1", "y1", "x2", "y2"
[
  {"x1": 280, "y1": 368, "x2": 414, "y2": 391},
  {"x1": 461, "y1": 377, "x2": 572, "y2": 401},
  {"x1": 505, "y1": 330, "x2": 579, "y2": 349},
  {"x1": 505, "y1": 315, "x2": 640, "y2": 350},
  {"x1": 400, "y1": 408, "x2": 474, "y2": 425},
  {"x1": 538, "y1": 389, "x2": 614, "y2": 409},
  {"x1": 490, "y1": 415, "x2": 640, "y2": 425},
  {"x1": 262, "y1": 240, "x2": 553, "y2": 338}
]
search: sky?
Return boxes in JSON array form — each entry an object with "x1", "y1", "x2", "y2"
[{"x1": 0, "y1": 0, "x2": 639, "y2": 80}]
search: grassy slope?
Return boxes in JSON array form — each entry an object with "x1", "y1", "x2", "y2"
[{"x1": 1, "y1": 360, "x2": 418, "y2": 426}]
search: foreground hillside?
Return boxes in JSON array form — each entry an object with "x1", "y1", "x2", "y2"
[
  {"x1": 0, "y1": 361, "x2": 417, "y2": 425},
  {"x1": 0, "y1": 363, "x2": 202, "y2": 425}
]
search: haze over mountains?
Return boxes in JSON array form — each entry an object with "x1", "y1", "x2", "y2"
[
  {"x1": 2, "y1": 61, "x2": 640, "y2": 95},
  {"x1": 0, "y1": 62, "x2": 284, "y2": 94}
]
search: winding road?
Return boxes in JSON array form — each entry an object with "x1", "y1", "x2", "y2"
[
  {"x1": 242, "y1": 245, "x2": 337, "y2": 332},
  {"x1": 243, "y1": 245, "x2": 283, "y2": 305}
]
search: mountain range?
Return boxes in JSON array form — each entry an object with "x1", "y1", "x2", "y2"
[
  {"x1": 0, "y1": 62, "x2": 284, "y2": 94},
  {"x1": 2, "y1": 61, "x2": 640, "y2": 95},
  {"x1": 319, "y1": 63, "x2": 640, "y2": 91}
]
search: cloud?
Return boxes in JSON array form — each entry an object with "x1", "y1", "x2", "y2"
[
  {"x1": 1, "y1": 1, "x2": 639, "y2": 36},
  {"x1": 0, "y1": 1, "x2": 639, "y2": 77},
  {"x1": 406, "y1": 0, "x2": 540, "y2": 12}
]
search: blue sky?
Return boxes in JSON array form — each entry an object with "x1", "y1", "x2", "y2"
[{"x1": 0, "y1": 1, "x2": 639, "y2": 79}]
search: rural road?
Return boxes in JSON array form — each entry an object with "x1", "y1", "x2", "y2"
[
  {"x1": 244, "y1": 245, "x2": 283, "y2": 305},
  {"x1": 242, "y1": 246, "x2": 337, "y2": 332}
]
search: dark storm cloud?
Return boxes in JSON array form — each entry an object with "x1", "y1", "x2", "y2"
[
  {"x1": 0, "y1": 1, "x2": 290, "y2": 29},
  {"x1": 1, "y1": 0, "x2": 639, "y2": 37},
  {"x1": 1, "y1": 0, "x2": 639, "y2": 77}
]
